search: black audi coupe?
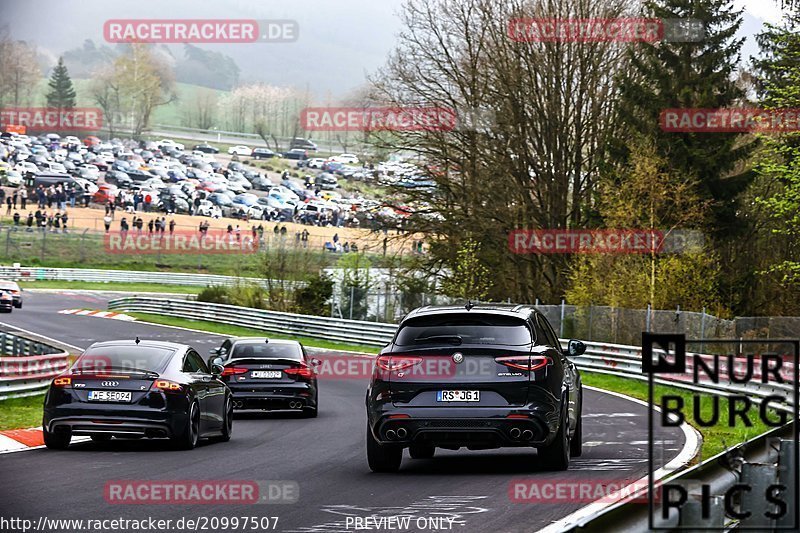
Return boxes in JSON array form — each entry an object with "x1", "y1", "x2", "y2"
[
  {"x1": 43, "y1": 339, "x2": 233, "y2": 450},
  {"x1": 366, "y1": 304, "x2": 585, "y2": 472}
]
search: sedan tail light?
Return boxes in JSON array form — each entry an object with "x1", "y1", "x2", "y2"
[
  {"x1": 221, "y1": 367, "x2": 249, "y2": 376},
  {"x1": 375, "y1": 355, "x2": 423, "y2": 372},
  {"x1": 284, "y1": 365, "x2": 314, "y2": 379},
  {"x1": 495, "y1": 355, "x2": 551, "y2": 371}
]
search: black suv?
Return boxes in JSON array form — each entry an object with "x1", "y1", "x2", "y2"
[{"x1": 365, "y1": 304, "x2": 585, "y2": 472}]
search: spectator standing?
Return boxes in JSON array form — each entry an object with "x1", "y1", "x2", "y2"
[
  {"x1": 19, "y1": 188, "x2": 27, "y2": 210},
  {"x1": 169, "y1": 219, "x2": 175, "y2": 235},
  {"x1": 12, "y1": 190, "x2": 17, "y2": 209},
  {"x1": 103, "y1": 214, "x2": 112, "y2": 232},
  {"x1": 6, "y1": 196, "x2": 11, "y2": 215}
]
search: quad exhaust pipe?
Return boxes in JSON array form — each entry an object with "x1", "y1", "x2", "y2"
[
  {"x1": 385, "y1": 429, "x2": 397, "y2": 440},
  {"x1": 289, "y1": 401, "x2": 303, "y2": 409},
  {"x1": 521, "y1": 429, "x2": 534, "y2": 441},
  {"x1": 509, "y1": 427, "x2": 522, "y2": 439},
  {"x1": 395, "y1": 427, "x2": 408, "y2": 439},
  {"x1": 234, "y1": 400, "x2": 243, "y2": 408}
]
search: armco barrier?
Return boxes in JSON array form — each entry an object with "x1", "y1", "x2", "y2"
[
  {"x1": 0, "y1": 331, "x2": 70, "y2": 400},
  {"x1": 108, "y1": 296, "x2": 396, "y2": 346},
  {"x1": 0, "y1": 266, "x2": 304, "y2": 289}
]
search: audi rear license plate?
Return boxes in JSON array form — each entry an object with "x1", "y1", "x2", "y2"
[
  {"x1": 251, "y1": 370, "x2": 282, "y2": 379},
  {"x1": 87, "y1": 390, "x2": 131, "y2": 402},
  {"x1": 437, "y1": 390, "x2": 480, "y2": 402}
]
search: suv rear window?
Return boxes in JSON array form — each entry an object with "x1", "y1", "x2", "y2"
[{"x1": 395, "y1": 313, "x2": 533, "y2": 346}]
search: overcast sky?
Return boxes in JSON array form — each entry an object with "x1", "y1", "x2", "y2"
[{"x1": 0, "y1": 0, "x2": 790, "y2": 99}]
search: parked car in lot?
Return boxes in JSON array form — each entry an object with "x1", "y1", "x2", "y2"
[
  {"x1": 307, "y1": 158, "x2": 326, "y2": 169},
  {"x1": 3, "y1": 170, "x2": 23, "y2": 186},
  {"x1": 329, "y1": 153, "x2": 360, "y2": 164},
  {"x1": 43, "y1": 339, "x2": 232, "y2": 449},
  {"x1": 252, "y1": 148, "x2": 275, "y2": 159},
  {"x1": 365, "y1": 304, "x2": 584, "y2": 472},
  {"x1": 282, "y1": 149, "x2": 308, "y2": 160},
  {"x1": 209, "y1": 338, "x2": 319, "y2": 417},
  {"x1": 0, "y1": 281, "x2": 22, "y2": 308},
  {"x1": 192, "y1": 143, "x2": 219, "y2": 154},
  {"x1": 195, "y1": 199, "x2": 222, "y2": 218},
  {"x1": 315, "y1": 173, "x2": 339, "y2": 190},
  {"x1": 228, "y1": 145, "x2": 252, "y2": 157},
  {"x1": 250, "y1": 175, "x2": 273, "y2": 191}
]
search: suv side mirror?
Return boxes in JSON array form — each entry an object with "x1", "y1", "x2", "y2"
[
  {"x1": 210, "y1": 363, "x2": 224, "y2": 376},
  {"x1": 568, "y1": 340, "x2": 586, "y2": 357}
]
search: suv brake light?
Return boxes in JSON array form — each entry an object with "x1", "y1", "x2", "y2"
[
  {"x1": 495, "y1": 356, "x2": 551, "y2": 371},
  {"x1": 376, "y1": 355, "x2": 423, "y2": 372}
]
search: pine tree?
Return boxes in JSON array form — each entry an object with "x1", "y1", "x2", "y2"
[
  {"x1": 45, "y1": 57, "x2": 77, "y2": 110},
  {"x1": 612, "y1": 0, "x2": 756, "y2": 235}
]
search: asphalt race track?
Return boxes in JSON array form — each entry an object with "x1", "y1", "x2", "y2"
[{"x1": 0, "y1": 291, "x2": 688, "y2": 532}]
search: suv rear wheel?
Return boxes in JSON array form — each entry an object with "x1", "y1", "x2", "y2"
[
  {"x1": 538, "y1": 402, "x2": 570, "y2": 471},
  {"x1": 366, "y1": 426, "x2": 402, "y2": 472}
]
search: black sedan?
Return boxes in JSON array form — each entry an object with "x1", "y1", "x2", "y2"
[
  {"x1": 193, "y1": 143, "x2": 219, "y2": 154},
  {"x1": 43, "y1": 339, "x2": 233, "y2": 450},
  {"x1": 209, "y1": 337, "x2": 319, "y2": 417},
  {"x1": 365, "y1": 304, "x2": 584, "y2": 472}
]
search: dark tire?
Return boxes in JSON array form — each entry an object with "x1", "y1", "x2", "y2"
[
  {"x1": 214, "y1": 397, "x2": 233, "y2": 442},
  {"x1": 538, "y1": 403, "x2": 570, "y2": 471},
  {"x1": 173, "y1": 400, "x2": 200, "y2": 450},
  {"x1": 301, "y1": 406, "x2": 318, "y2": 418},
  {"x1": 409, "y1": 443, "x2": 435, "y2": 459},
  {"x1": 366, "y1": 426, "x2": 402, "y2": 472},
  {"x1": 570, "y1": 397, "x2": 583, "y2": 458},
  {"x1": 44, "y1": 427, "x2": 71, "y2": 450},
  {"x1": 91, "y1": 434, "x2": 112, "y2": 442}
]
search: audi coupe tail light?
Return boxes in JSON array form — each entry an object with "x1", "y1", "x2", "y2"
[
  {"x1": 495, "y1": 356, "x2": 551, "y2": 371},
  {"x1": 154, "y1": 379, "x2": 183, "y2": 392},
  {"x1": 53, "y1": 376, "x2": 72, "y2": 387}
]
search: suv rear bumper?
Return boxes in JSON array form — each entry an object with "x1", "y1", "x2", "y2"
[{"x1": 369, "y1": 405, "x2": 560, "y2": 447}]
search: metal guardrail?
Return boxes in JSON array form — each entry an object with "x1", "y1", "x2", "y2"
[
  {"x1": 0, "y1": 266, "x2": 304, "y2": 290},
  {"x1": 108, "y1": 296, "x2": 395, "y2": 346},
  {"x1": 0, "y1": 331, "x2": 70, "y2": 400}
]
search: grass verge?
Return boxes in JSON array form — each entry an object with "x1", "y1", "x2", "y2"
[
  {"x1": 0, "y1": 394, "x2": 45, "y2": 431},
  {"x1": 582, "y1": 371, "x2": 776, "y2": 460},
  {"x1": 129, "y1": 312, "x2": 381, "y2": 354},
  {"x1": 19, "y1": 281, "x2": 202, "y2": 294}
]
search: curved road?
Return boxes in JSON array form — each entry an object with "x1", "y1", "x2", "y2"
[{"x1": 0, "y1": 291, "x2": 688, "y2": 532}]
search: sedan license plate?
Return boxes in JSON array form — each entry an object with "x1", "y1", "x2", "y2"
[
  {"x1": 87, "y1": 390, "x2": 131, "y2": 402},
  {"x1": 437, "y1": 390, "x2": 480, "y2": 402},
  {"x1": 251, "y1": 370, "x2": 282, "y2": 379}
]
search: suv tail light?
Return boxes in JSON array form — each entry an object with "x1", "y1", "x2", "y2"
[
  {"x1": 495, "y1": 356, "x2": 551, "y2": 371},
  {"x1": 375, "y1": 355, "x2": 423, "y2": 372}
]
